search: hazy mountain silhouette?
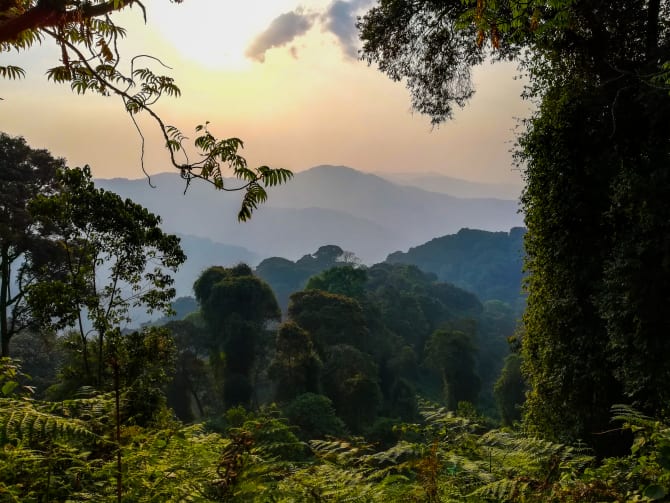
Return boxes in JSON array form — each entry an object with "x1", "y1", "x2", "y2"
[
  {"x1": 386, "y1": 227, "x2": 527, "y2": 311},
  {"x1": 96, "y1": 165, "x2": 523, "y2": 265},
  {"x1": 375, "y1": 171, "x2": 522, "y2": 200}
]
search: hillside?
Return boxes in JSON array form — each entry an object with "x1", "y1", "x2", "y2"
[
  {"x1": 96, "y1": 165, "x2": 523, "y2": 265},
  {"x1": 386, "y1": 227, "x2": 526, "y2": 310}
]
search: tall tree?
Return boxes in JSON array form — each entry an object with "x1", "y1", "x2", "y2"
[
  {"x1": 424, "y1": 327, "x2": 480, "y2": 410},
  {"x1": 0, "y1": 132, "x2": 64, "y2": 356},
  {"x1": 320, "y1": 344, "x2": 382, "y2": 433},
  {"x1": 360, "y1": 0, "x2": 670, "y2": 446},
  {"x1": 287, "y1": 289, "x2": 369, "y2": 355},
  {"x1": 517, "y1": 1, "x2": 670, "y2": 444},
  {"x1": 194, "y1": 264, "x2": 280, "y2": 408},
  {"x1": 268, "y1": 321, "x2": 321, "y2": 403},
  {"x1": 27, "y1": 165, "x2": 185, "y2": 386}
]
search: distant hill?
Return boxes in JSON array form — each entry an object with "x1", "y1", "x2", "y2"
[
  {"x1": 96, "y1": 165, "x2": 523, "y2": 264},
  {"x1": 376, "y1": 171, "x2": 522, "y2": 200},
  {"x1": 386, "y1": 227, "x2": 527, "y2": 311}
]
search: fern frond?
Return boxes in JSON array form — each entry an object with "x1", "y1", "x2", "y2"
[
  {"x1": 611, "y1": 404, "x2": 653, "y2": 427},
  {"x1": 0, "y1": 398, "x2": 98, "y2": 444},
  {"x1": 470, "y1": 477, "x2": 530, "y2": 502}
]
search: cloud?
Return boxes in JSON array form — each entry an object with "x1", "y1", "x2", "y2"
[
  {"x1": 246, "y1": 0, "x2": 374, "y2": 63},
  {"x1": 245, "y1": 10, "x2": 317, "y2": 62},
  {"x1": 322, "y1": 0, "x2": 373, "y2": 59}
]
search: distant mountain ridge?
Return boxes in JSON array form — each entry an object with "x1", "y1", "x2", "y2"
[
  {"x1": 386, "y1": 227, "x2": 527, "y2": 311},
  {"x1": 96, "y1": 165, "x2": 523, "y2": 265},
  {"x1": 376, "y1": 170, "x2": 522, "y2": 200}
]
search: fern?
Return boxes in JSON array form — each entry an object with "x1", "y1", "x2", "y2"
[
  {"x1": 119, "y1": 424, "x2": 228, "y2": 502},
  {"x1": 0, "y1": 398, "x2": 98, "y2": 444}
]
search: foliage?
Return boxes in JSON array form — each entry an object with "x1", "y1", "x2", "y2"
[
  {"x1": 268, "y1": 321, "x2": 322, "y2": 403},
  {"x1": 360, "y1": 0, "x2": 670, "y2": 450},
  {"x1": 493, "y1": 353, "x2": 525, "y2": 426},
  {"x1": 27, "y1": 166, "x2": 185, "y2": 389},
  {"x1": 424, "y1": 328, "x2": 481, "y2": 410},
  {"x1": 305, "y1": 265, "x2": 367, "y2": 300},
  {"x1": 194, "y1": 264, "x2": 280, "y2": 409},
  {"x1": 365, "y1": 263, "x2": 482, "y2": 357},
  {"x1": 256, "y1": 245, "x2": 359, "y2": 312},
  {"x1": 163, "y1": 318, "x2": 212, "y2": 422},
  {"x1": 111, "y1": 326, "x2": 177, "y2": 425},
  {"x1": 359, "y1": 0, "x2": 487, "y2": 125},
  {"x1": 1, "y1": 2, "x2": 292, "y2": 220},
  {"x1": 5, "y1": 349, "x2": 670, "y2": 502},
  {"x1": 282, "y1": 393, "x2": 347, "y2": 440},
  {"x1": 321, "y1": 344, "x2": 382, "y2": 433},
  {"x1": 6, "y1": 329, "x2": 64, "y2": 396},
  {"x1": 386, "y1": 227, "x2": 527, "y2": 312},
  {"x1": 288, "y1": 289, "x2": 369, "y2": 354},
  {"x1": 0, "y1": 132, "x2": 65, "y2": 357}
]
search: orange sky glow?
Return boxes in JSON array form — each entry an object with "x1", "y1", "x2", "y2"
[{"x1": 1, "y1": 0, "x2": 531, "y2": 187}]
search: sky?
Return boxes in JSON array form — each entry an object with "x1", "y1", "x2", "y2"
[{"x1": 0, "y1": 0, "x2": 531, "y2": 186}]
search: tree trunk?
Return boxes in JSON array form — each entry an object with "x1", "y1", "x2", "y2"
[{"x1": 1, "y1": 245, "x2": 11, "y2": 357}]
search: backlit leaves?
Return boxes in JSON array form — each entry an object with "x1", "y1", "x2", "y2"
[
  {"x1": 0, "y1": 65, "x2": 24, "y2": 79},
  {"x1": 1, "y1": 0, "x2": 293, "y2": 220},
  {"x1": 180, "y1": 124, "x2": 293, "y2": 221}
]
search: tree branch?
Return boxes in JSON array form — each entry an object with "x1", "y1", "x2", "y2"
[{"x1": 0, "y1": 1, "x2": 138, "y2": 45}]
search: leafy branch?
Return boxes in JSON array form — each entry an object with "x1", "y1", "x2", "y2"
[{"x1": 3, "y1": 1, "x2": 292, "y2": 220}]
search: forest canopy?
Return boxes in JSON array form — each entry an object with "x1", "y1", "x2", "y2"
[
  {"x1": 361, "y1": 0, "x2": 670, "y2": 447},
  {"x1": 1, "y1": 130, "x2": 669, "y2": 500},
  {"x1": 2, "y1": 0, "x2": 670, "y2": 500}
]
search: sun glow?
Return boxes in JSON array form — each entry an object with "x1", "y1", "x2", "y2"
[{"x1": 144, "y1": 0, "x2": 309, "y2": 71}]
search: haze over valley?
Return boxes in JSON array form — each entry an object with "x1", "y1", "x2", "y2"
[{"x1": 97, "y1": 164, "x2": 523, "y2": 298}]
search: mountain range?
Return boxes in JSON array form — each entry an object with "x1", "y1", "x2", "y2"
[
  {"x1": 96, "y1": 165, "x2": 524, "y2": 297},
  {"x1": 375, "y1": 171, "x2": 522, "y2": 200}
]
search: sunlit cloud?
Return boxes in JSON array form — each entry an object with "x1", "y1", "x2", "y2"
[
  {"x1": 247, "y1": 0, "x2": 373, "y2": 62},
  {"x1": 322, "y1": 0, "x2": 373, "y2": 59},
  {"x1": 245, "y1": 9, "x2": 317, "y2": 62}
]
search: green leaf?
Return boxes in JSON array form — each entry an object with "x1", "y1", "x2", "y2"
[
  {"x1": 1, "y1": 381, "x2": 18, "y2": 396},
  {"x1": 643, "y1": 485, "x2": 667, "y2": 501},
  {"x1": 0, "y1": 65, "x2": 26, "y2": 79}
]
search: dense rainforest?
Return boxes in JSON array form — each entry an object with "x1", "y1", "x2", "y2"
[
  {"x1": 3, "y1": 0, "x2": 670, "y2": 501},
  {"x1": 0, "y1": 132, "x2": 669, "y2": 501}
]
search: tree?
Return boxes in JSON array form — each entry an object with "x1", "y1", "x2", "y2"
[
  {"x1": 386, "y1": 227, "x2": 527, "y2": 312},
  {"x1": 516, "y1": 2, "x2": 670, "y2": 445},
  {"x1": 321, "y1": 344, "x2": 382, "y2": 433},
  {"x1": 282, "y1": 392, "x2": 346, "y2": 440},
  {"x1": 287, "y1": 289, "x2": 369, "y2": 354},
  {"x1": 111, "y1": 325, "x2": 177, "y2": 425},
  {"x1": 27, "y1": 165, "x2": 186, "y2": 387},
  {"x1": 268, "y1": 321, "x2": 321, "y2": 403},
  {"x1": 0, "y1": 132, "x2": 64, "y2": 356},
  {"x1": 360, "y1": 0, "x2": 670, "y2": 447},
  {"x1": 494, "y1": 353, "x2": 525, "y2": 426},
  {"x1": 193, "y1": 264, "x2": 280, "y2": 408},
  {"x1": 305, "y1": 265, "x2": 367, "y2": 300},
  {"x1": 163, "y1": 318, "x2": 211, "y2": 421},
  {"x1": 424, "y1": 328, "x2": 480, "y2": 410},
  {"x1": 365, "y1": 263, "x2": 482, "y2": 358},
  {"x1": 256, "y1": 246, "x2": 361, "y2": 313},
  {"x1": 1, "y1": 1, "x2": 292, "y2": 220}
]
